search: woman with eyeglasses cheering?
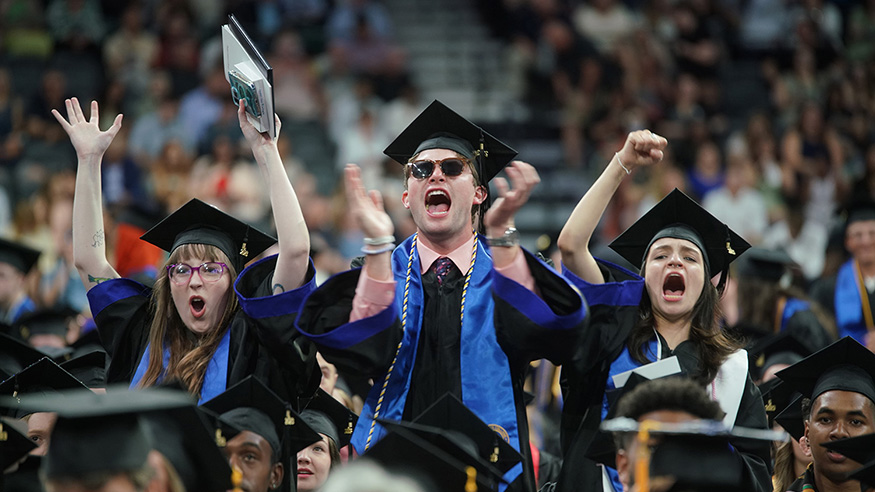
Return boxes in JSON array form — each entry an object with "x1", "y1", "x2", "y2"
[{"x1": 54, "y1": 97, "x2": 320, "y2": 404}]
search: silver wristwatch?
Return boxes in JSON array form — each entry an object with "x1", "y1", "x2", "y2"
[{"x1": 486, "y1": 227, "x2": 519, "y2": 247}]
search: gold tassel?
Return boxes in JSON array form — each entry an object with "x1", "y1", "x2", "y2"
[
  {"x1": 465, "y1": 466, "x2": 477, "y2": 492},
  {"x1": 215, "y1": 429, "x2": 226, "y2": 447},
  {"x1": 490, "y1": 445, "x2": 499, "y2": 463},
  {"x1": 285, "y1": 410, "x2": 294, "y2": 426}
]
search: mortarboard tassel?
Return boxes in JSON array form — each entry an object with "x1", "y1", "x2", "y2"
[
  {"x1": 285, "y1": 409, "x2": 294, "y2": 426},
  {"x1": 465, "y1": 466, "x2": 477, "y2": 492},
  {"x1": 240, "y1": 226, "x2": 250, "y2": 258}
]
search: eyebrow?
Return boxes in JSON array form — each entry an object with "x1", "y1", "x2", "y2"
[{"x1": 816, "y1": 407, "x2": 869, "y2": 419}]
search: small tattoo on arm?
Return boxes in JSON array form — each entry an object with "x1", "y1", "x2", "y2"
[
  {"x1": 273, "y1": 283, "x2": 285, "y2": 294},
  {"x1": 91, "y1": 230, "x2": 104, "y2": 248},
  {"x1": 88, "y1": 274, "x2": 111, "y2": 285}
]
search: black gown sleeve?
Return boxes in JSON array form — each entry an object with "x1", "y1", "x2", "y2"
[
  {"x1": 87, "y1": 278, "x2": 153, "y2": 385},
  {"x1": 295, "y1": 268, "x2": 403, "y2": 377},
  {"x1": 493, "y1": 249, "x2": 588, "y2": 367},
  {"x1": 235, "y1": 255, "x2": 322, "y2": 400}
]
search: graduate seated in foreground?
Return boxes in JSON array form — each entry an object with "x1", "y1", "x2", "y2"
[
  {"x1": 776, "y1": 337, "x2": 875, "y2": 492},
  {"x1": 296, "y1": 100, "x2": 587, "y2": 492},
  {"x1": 202, "y1": 375, "x2": 321, "y2": 492}
]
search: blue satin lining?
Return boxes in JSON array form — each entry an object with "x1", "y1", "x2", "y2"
[{"x1": 130, "y1": 328, "x2": 231, "y2": 404}]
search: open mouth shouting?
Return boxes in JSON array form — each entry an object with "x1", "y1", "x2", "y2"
[
  {"x1": 425, "y1": 189, "x2": 451, "y2": 217},
  {"x1": 662, "y1": 273, "x2": 685, "y2": 302},
  {"x1": 190, "y1": 296, "x2": 206, "y2": 319}
]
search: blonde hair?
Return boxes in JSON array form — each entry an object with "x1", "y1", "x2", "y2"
[{"x1": 138, "y1": 243, "x2": 239, "y2": 397}]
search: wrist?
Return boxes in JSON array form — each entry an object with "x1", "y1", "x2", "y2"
[{"x1": 486, "y1": 226, "x2": 519, "y2": 248}]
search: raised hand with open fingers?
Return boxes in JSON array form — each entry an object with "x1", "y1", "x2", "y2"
[
  {"x1": 483, "y1": 160, "x2": 541, "y2": 236},
  {"x1": 51, "y1": 97, "x2": 123, "y2": 160},
  {"x1": 344, "y1": 164, "x2": 394, "y2": 239}
]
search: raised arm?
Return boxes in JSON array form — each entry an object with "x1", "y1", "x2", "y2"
[
  {"x1": 237, "y1": 101, "x2": 309, "y2": 293},
  {"x1": 483, "y1": 160, "x2": 540, "y2": 268},
  {"x1": 557, "y1": 130, "x2": 667, "y2": 283},
  {"x1": 344, "y1": 163, "x2": 395, "y2": 281},
  {"x1": 53, "y1": 98, "x2": 123, "y2": 291}
]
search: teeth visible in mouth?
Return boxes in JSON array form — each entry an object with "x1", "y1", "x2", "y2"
[
  {"x1": 426, "y1": 190, "x2": 450, "y2": 215},
  {"x1": 428, "y1": 190, "x2": 447, "y2": 198}
]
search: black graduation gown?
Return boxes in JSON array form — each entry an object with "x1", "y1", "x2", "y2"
[
  {"x1": 296, "y1": 247, "x2": 587, "y2": 492},
  {"x1": 87, "y1": 255, "x2": 321, "y2": 404},
  {"x1": 553, "y1": 260, "x2": 773, "y2": 492}
]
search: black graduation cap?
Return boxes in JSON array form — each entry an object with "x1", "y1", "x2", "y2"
[
  {"x1": 735, "y1": 247, "x2": 797, "y2": 282},
  {"x1": 609, "y1": 189, "x2": 750, "y2": 287},
  {"x1": 15, "y1": 307, "x2": 77, "y2": 341},
  {"x1": 0, "y1": 357, "x2": 88, "y2": 418},
  {"x1": 0, "y1": 237, "x2": 40, "y2": 274},
  {"x1": 601, "y1": 418, "x2": 784, "y2": 492},
  {"x1": 842, "y1": 200, "x2": 875, "y2": 229},
  {"x1": 59, "y1": 349, "x2": 106, "y2": 388},
  {"x1": 0, "y1": 333, "x2": 47, "y2": 380},
  {"x1": 773, "y1": 393, "x2": 806, "y2": 441},
  {"x1": 383, "y1": 100, "x2": 518, "y2": 184},
  {"x1": 747, "y1": 331, "x2": 812, "y2": 382},
  {"x1": 0, "y1": 385, "x2": 196, "y2": 479},
  {"x1": 0, "y1": 417, "x2": 37, "y2": 470},
  {"x1": 820, "y1": 433, "x2": 875, "y2": 466},
  {"x1": 201, "y1": 375, "x2": 320, "y2": 457},
  {"x1": 143, "y1": 404, "x2": 233, "y2": 492},
  {"x1": 757, "y1": 378, "x2": 799, "y2": 429},
  {"x1": 775, "y1": 337, "x2": 875, "y2": 404},
  {"x1": 363, "y1": 424, "x2": 506, "y2": 492},
  {"x1": 140, "y1": 198, "x2": 276, "y2": 273},
  {"x1": 849, "y1": 460, "x2": 875, "y2": 489},
  {"x1": 411, "y1": 393, "x2": 521, "y2": 476},
  {"x1": 301, "y1": 388, "x2": 357, "y2": 448}
]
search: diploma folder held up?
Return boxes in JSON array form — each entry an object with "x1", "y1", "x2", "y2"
[{"x1": 222, "y1": 14, "x2": 276, "y2": 137}]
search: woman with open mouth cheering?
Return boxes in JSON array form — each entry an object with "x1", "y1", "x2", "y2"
[
  {"x1": 54, "y1": 97, "x2": 320, "y2": 405},
  {"x1": 550, "y1": 130, "x2": 772, "y2": 492}
]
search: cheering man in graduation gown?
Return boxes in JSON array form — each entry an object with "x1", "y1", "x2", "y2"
[{"x1": 296, "y1": 101, "x2": 587, "y2": 492}]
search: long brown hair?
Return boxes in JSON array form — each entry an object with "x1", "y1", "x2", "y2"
[
  {"x1": 736, "y1": 277, "x2": 837, "y2": 339},
  {"x1": 629, "y1": 261, "x2": 740, "y2": 384},
  {"x1": 138, "y1": 244, "x2": 239, "y2": 397}
]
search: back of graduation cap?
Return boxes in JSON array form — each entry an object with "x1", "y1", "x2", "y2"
[
  {"x1": 757, "y1": 378, "x2": 800, "y2": 429},
  {"x1": 410, "y1": 392, "x2": 521, "y2": 477},
  {"x1": 0, "y1": 385, "x2": 195, "y2": 479},
  {"x1": 773, "y1": 393, "x2": 806, "y2": 442},
  {"x1": 0, "y1": 417, "x2": 37, "y2": 470},
  {"x1": 140, "y1": 198, "x2": 276, "y2": 273},
  {"x1": 0, "y1": 332, "x2": 49, "y2": 381},
  {"x1": 747, "y1": 331, "x2": 812, "y2": 383},
  {"x1": 734, "y1": 247, "x2": 797, "y2": 283},
  {"x1": 142, "y1": 404, "x2": 233, "y2": 492},
  {"x1": 601, "y1": 418, "x2": 784, "y2": 492},
  {"x1": 201, "y1": 375, "x2": 320, "y2": 457},
  {"x1": 301, "y1": 388, "x2": 358, "y2": 449},
  {"x1": 0, "y1": 357, "x2": 88, "y2": 418},
  {"x1": 364, "y1": 422, "x2": 508, "y2": 492},
  {"x1": 15, "y1": 307, "x2": 77, "y2": 345},
  {"x1": 775, "y1": 337, "x2": 875, "y2": 404},
  {"x1": 609, "y1": 188, "x2": 750, "y2": 291},
  {"x1": 383, "y1": 100, "x2": 518, "y2": 184},
  {"x1": 0, "y1": 237, "x2": 40, "y2": 274}
]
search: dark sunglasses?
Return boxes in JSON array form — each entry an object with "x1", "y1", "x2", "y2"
[{"x1": 407, "y1": 157, "x2": 468, "y2": 180}]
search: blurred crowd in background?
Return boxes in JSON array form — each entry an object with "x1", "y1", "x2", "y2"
[{"x1": 0, "y1": 0, "x2": 874, "y2": 460}]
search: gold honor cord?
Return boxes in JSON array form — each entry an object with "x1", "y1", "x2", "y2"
[
  {"x1": 633, "y1": 420, "x2": 657, "y2": 492},
  {"x1": 364, "y1": 234, "x2": 478, "y2": 451},
  {"x1": 854, "y1": 261, "x2": 875, "y2": 331}
]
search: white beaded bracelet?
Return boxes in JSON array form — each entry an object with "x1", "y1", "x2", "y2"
[
  {"x1": 363, "y1": 235, "x2": 396, "y2": 246},
  {"x1": 615, "y1": 152, "x2": 631, "y2": 175},
  {"x1": 361, "y1": 244, "x2": 395, "y2": 255}
]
